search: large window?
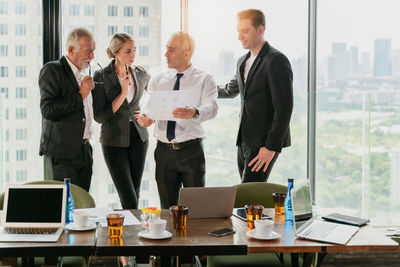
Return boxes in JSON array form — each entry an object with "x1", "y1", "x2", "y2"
[
  {"x1": 15, "y1": 45, "x2": 26, "y2": 57},
  {"x1": 62, "y1": 0, "x2": 163, "y2": 208},
  {"x1": 0, "y1": 24, "x2": 7, "y2": 35},
  {"x1": 0, "y1": 45, "x2": 7, "y2": 56},
  {"x1": 0, "y1": 0, "x2": 42, "y2": 190},
  {"x1": 316, "y1": 0, "x2": 400, "y2": 225},
  {"x1": 187, "y1": 0, "x2": 308, "y2": 188}
]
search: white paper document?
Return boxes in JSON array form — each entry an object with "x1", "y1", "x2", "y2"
[
  {"x1": 76, "y1": 208, "x2": 142, "y2": 227},
  {"x1": 146, "y1": 89, "x2": 201, "y2": 121}
]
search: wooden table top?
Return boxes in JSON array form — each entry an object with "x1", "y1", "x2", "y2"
[
  {"x1": 233, "y1": 209, "x2": 399, "y2": 254},
  {"x1": 0, "y1": 208, "x2": 397, "y2": 257},
  {"x1": 95, "y1": 210, "x2": 247, "y2": 256}
]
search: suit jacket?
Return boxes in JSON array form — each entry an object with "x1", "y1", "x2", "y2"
[
  {"x1": 39, "y1": 56, "x2": 86, "y2": 159},
  {"x1": 218, "y1": 42, "x2": 293, "y2": 152},
  {"x1": 92, "y1": 59, "x2": 151, "y2": 147}
]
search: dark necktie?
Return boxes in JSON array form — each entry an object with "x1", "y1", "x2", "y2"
[{"x1": 166, "y1": 73, "x2": 184, "y2": 141}]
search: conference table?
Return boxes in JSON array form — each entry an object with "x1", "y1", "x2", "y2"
[
  {"x1": 0, "y1": 209, "x2": 398, "y2": 267},
  {"x1": 231, "y1": 209, "x2": 399, "y2": 266}
]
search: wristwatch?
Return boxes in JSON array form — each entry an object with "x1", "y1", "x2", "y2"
[{"x1": 193, "y1": 108, "x2": 200, "y2": 119}]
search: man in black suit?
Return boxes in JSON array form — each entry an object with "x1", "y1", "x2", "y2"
[
  {"x1": 39, "y1": 27, "x2": 96, "y2": 191},
  {"x1": 219, "y1": 9, "x2": 293, "y2": 183}
]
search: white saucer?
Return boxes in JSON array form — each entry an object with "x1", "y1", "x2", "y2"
[
  {"x1": 246, "y1": 229, "x2": 281, "y2": 240},
  {"x1": 65, "y1": 222, "x2": 97, "y2": 231},
  {"x1": 138, "y1": 230, "x2": 172, "y2": 240}
]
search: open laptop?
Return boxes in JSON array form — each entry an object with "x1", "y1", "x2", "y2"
[
  {"x1": 178, "y1": 187, "x2": 237, "y2": 219},
  {"x1": 0, "y1": 184, "x2": 66, "y2": 242},
  {"x1": 291, "y1": 181, "x2": 359, "y2": 245}
]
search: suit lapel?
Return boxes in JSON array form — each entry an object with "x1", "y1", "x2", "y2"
[
  {"x1": 238, "y1": 53, "x2": 249, "y2": 95},
  {"x1": 243, "y1": 42, "x2": 271, "y2": 97},
  {"x1": 105, "y1": 60, "x2": 130, "y2": 109},
  {"x1": 130, "y1": 66, "x2": 140, "y2": 104},
  {"x1": 60, "y1": 57, "x2": 80, "y2": 91},
  {"x1": 244, "y1": 56, "x2": 262, "y2": 96}
]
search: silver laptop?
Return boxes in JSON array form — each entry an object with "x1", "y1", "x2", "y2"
[
  {"x1": 291, "y1": 181, "x2": 359, "y2": 245},
  {"x1": 0, "y1": 184, "x2": 66, "y2": 242},
  {"x1": 178, "y1": 187, "x2": 237, "y2": 219}
]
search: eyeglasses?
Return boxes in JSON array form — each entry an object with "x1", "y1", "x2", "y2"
[{"x1": 89, "y1": 62, "x2": 104, "y2": 85}]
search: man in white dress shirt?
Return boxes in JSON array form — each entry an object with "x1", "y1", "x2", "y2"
[
  {"x1": 140, "y1": 32, "x2": 218, "y2": 208},
  {"x1": 39, "y1": 27, "x2": 95, "y2": 191}
]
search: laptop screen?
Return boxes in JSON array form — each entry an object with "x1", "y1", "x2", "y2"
[
  {"x1": 292, "y1": 181, "x2": 313, "y2": 227},
  {"x1": 6, "y1": 188, "x2": 64, "y2": 223}
]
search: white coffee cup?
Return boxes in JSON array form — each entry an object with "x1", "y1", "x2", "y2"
[
  {"x1": 254, "y1": 219, "x2": 273, "y2": 237},
  {"x1": 72, "y1": 211, "x2": 89, "y2": 228},
  {"x1": 148, "y1": 219, "x2": 167, "y2": 236}
]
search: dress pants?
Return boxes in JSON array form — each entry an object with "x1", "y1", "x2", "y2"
[
  {"x1": 102, "y1": 123, "x2": 148, "y2": 209},
  {"x1": 45, "y1": 142, "x2": 93, "y2": 192},
  {"x1": 155, "y1": 139, "x2": 205, "y2": 209},
  {"x1": 237, "y1": 142, "x2": 280, "y2": 183}
]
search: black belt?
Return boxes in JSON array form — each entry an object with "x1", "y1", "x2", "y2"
[
  {"x1": 81, "y1": 139, "x2": 90, "y2": 144},
  {"x1": 157, "y1": 138, "x2": 201, "y2": 150}
]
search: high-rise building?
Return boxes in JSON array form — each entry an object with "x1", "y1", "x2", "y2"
[
  {"x1": 349, "y1": 46, "x2": 358, "y2": 75},
  {"x1": 0, "y1": 93, "x2": 3, "y2": 190},
  {"x1": 216, "y1": 50, "x2": 235, "y2": 82},
  {"x1": 391, "y1": 49, "x2": 400, "y2": 77},
  {"x1": 359, "y1": 52, "x2": 371, "y2": 75},
  {"x1": 292, "y1": 56, "x2": 307, "y2": 91},
  {"x1": 0, "y1": 0, "x2": 162, "y2": 209},
  {"x1": 328, "y1": 43, "x2": 349, "y2": 88},
  {"x1": 390, "y1": 149, "x2": 400, "y2": 206},
  {"x1": 373, "y1": 38, "x2": 391, "y2": 77}
]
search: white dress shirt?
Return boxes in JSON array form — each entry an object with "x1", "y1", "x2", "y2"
[
  {"x1": 65, "y1": 56, "x2": 93, "y2": 140},
  {"x1": 146, "y1": 65, "x2": 218, "y2": 143},
  {"x1": 118, "y1": 75, "x2": 135, "y2": 103},
  {"x1": 244, "y1": 54, "x2": 257, "y2": 83}
]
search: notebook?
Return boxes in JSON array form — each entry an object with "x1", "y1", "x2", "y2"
[
  {"x1": 322, "y1": 213, "x2": 370, "y2": 226},
  {"x1": 0, "y1": 184, "x2": 66, "y2": 242},
  {"x1": 291, "y1": 181, "x2": 359, "y2": 245},
  {"x1": 178, "y1": 187, "x2": 237, "y2": 219}
]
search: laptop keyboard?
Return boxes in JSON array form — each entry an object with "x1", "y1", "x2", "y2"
[
  {"x1": 302, "y1": 222, "x2": 337, "y2": 239},
  {"x1": 5, "y1": 227, "x2": 58, "y2": 235}
]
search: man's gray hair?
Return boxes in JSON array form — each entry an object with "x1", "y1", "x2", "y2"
[
  {"x1": 170, "y1": 31, "x2": 195, "y2": 55},
  {"x1": 66, "y1": 27, "x2": 93, "y2": 52}
]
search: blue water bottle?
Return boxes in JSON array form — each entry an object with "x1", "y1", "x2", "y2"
[
  {"x1": 64, "y1": 178, "x2": 74, "y2": 223},
  {"x1": 284, "y1": 178, "x2": 294, "y2": 221}
]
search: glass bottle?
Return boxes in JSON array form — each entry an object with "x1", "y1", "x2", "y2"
[
  {"x1": 284, "y1": 178, "x2": 294, "y2": 221},
  {"x1": 64, "y1": 178, "x2": 75, "y2": 224}
]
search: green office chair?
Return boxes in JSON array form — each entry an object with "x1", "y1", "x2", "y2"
[
  {"x1": 0, "y1": 180, "x2": 96, "y2": 267},
  {"x1": 207, "y1": 182, "x2": 300, "y2": 267}
]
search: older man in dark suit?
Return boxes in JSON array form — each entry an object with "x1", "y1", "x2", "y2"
[
  {"x1": 219, "y1": 9, "x2": 293, "y2": 183},
  {"x1": 39, "y1": 27, "x2": 95, "y2": 191}
]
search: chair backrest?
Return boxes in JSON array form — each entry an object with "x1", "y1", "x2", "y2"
[
  {"x1": 0, "y1": 180, "x2": 96, "y2": 210},
  {"x1": 234, "y1": 182, "x2": 287, "y2": 208}
]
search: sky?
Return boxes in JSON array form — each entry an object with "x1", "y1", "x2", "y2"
[{"x1": 161, "y1": 0, "x2": 400, "y2": 62}]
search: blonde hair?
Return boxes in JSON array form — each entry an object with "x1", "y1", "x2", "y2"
[
  {"x1": 106, "y1": 33, "x2": 135, "y2": 58},
  {"x1": 66, "y1": 27, "x2": 93, "y2": 52},
  {"x1": 169, "y1": 31, "x2": 195, "y2": 55}
]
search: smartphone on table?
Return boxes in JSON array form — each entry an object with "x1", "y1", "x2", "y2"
[
  {"x1": 209, "y1": 228, "x2": 236, "y2": 237},
  {"x1": 232, "y1": 207, "x2": 271, "y2": 221}
]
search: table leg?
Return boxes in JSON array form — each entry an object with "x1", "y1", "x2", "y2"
[
  {"x1": 316, "y1": 252, "x2": 327, "y2": 267},
  {"x1": 290, "y1": 253, "x2": 299, "y2": 267},
  {"x1": 302, "y1": 253, "x2": 315, "y2": 267},
  {"x1": 160, "y1": 256, "x2": 172, "y2": 267},
  {"x1": 21, "y1": 257, "x2": 34, "y2": 267}
]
